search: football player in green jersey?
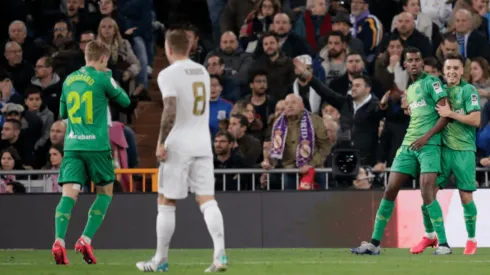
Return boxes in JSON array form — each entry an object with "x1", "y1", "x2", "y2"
[
  {"x1": 352, "y1": 47, "x2": 451, "y2": 255},
  {"x1": 411, "y1": 54, "x2": 481, "y2": 255},
  {"x1": 52, "y1": 40, "x2": 131, "y2": 265}
]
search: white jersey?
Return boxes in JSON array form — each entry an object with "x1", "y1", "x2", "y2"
[{"x1": 157, "y1": 59, "x2": 212, "y2": 157}]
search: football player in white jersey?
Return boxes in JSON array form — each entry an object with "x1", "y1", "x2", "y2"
[{"x1": 136, "y1": 29, "x2": 227, "y2": 273}]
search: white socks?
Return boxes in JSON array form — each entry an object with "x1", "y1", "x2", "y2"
[
  {"x1": 426, "y1": 232, "x2": 436, "y2": 239},
  {"x1": 154, "y1": 205, "x2": 176, "y2": 264},
  {"x1": 200, "y1": 200, "x2": 226, "y2": 261}
]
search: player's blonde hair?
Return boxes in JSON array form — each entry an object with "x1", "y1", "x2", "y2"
[
  {"x1": 85, "y1": 40, "x2": 110, "y2": 62},
  {"x1": 165, "y1": 29, "x2": 190, "y2": 55}
]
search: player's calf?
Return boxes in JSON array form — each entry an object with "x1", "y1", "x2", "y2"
[{"x1": 198, "y1": 196, "x2": 227, "y2": 267}]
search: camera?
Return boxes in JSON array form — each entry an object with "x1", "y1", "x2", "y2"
[{"x1": 332, "y1": 130, "x2": 360, "y2": 185}]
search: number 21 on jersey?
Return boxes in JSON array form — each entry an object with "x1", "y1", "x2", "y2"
[
  {"x1": 192, "y1": 82, "x2": 206, "y2": 116},
  {"x1": 67, "y1": 91, "x2": 93, "y2": 124}
]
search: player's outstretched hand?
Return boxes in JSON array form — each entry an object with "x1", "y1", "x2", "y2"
[
  {"x1": 410, "y1": 136, "x2": 428, "y2": 151},
  {"x1": 435, "y1": 99, "x2": 452, "y2": 117},
  {"x1": 156, "y1": 145, "x2": 167, "y2": 162}
]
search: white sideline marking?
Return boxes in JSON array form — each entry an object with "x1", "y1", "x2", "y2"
[{"x1": 2, "y1": 260, "x2": 490, "y2": 266}]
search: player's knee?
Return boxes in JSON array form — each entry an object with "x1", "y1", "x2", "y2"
[
  {"x1": 61, "y1": 184, "x2": 81, "y2": 200},
  {"x1": 459, "y1": 190, "x2": 473, "y2": 204},
  {"x1": 95, "y1": 184, "x2": 113, "y2": 197},
  {"x1": 196, "y1": 195, "x2": 215, "y2": 206},
  {"x1": 158, "y1": 194, "x2": 176, "y2": 206}
]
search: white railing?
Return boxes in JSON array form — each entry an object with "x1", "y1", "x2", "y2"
[{"x1": 1, "y1": 168, "x2": 489, "y2": 193}]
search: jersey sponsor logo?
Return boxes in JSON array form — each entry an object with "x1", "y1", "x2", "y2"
[
  {"x1": 471, "y1": 94, "x2": 479, "y2": 106},
  {"x1": 432, "y1": 82, "x2": 443, "y2": 94},
  {"x1": 67, "y1": 131, "x2": 96, "y2": 140},
  {"x1": 409, "y1": 99, "x2": 427, "y2": 110}
]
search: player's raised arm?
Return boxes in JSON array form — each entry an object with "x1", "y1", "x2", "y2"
[{"x1": 410, "y1": 78, "x2": 449, "y2": 150}]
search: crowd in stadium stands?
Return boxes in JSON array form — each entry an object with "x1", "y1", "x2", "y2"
[{"x1": 2, "y1": 0, "x2": 490, "y2": 193}]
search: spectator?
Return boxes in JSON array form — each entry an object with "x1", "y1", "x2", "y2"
[
  {"x1": 294, "y1": 0, "x2": 332, "y2": 53},
  {"x1": 349, "y1": 0, "x2": 383, "y2": 62},
  {"x1": 263, "y1": 94, "x2": 331, "y2": 189},
  {"x1": 449, "y1": 0, "x2": 490, "y2": 42},
  {"x1": 321, "y1": 103, "x2": 341, "y2": 122},
  {"x1": 0, "y1": 147, "x2": 26, "y2": 193},
  {"x1": 330, "y1": 12, "x2": 365, "y2": 56},
  {"x1": 386, "y1": 12, "x2": 432, "y2": 59},
  {"x1": 244, "y1": 70, "x2": 276, "y2": 128},
  {"x1": 97, "y1": 0, "x2": 130, "y2": 35},
  {"x1": 292, "y1": 55, "x2": 323, "y2": 114},
  {"x1": 220, "y1": 0, "x2": 257, "y2": 35},
  {"x1": 469, "y1": 57, "x2": 490, "y2": 107},
  {"x1": 352, "y1": 166, "x2": 374, "y2": 189},
  {"x1": 209, "y1": 75, "x2": 233, "y2": 139},
  {"x1": 374, "y1": 35, "x2": 408, "y2": 93},
  {"x1": 329, "y1": 51, "x2": 384, "y2": 99},
  {"x1": 66, "y1": 0, "x2": 98, "y2": 40},
  {"x1": 30, "y1": 56, "x2": 62, "y2": 118},
  {"x1": 227, "y1": 113, "x2": 262, "y2": 166},
  {"x1": 207, "y1": 54, "x2": 241, "y2": 103},
  {"x1": 232, "y1": 100, "x2": 265, "y2": 141},
  {"x1": 50, "y1": 120, "x2": 66, "y2": 146},
  {"x1": 423, "y1": 57, "x2": 443, "y2": 80},
  {"x1": 452, "y1": 9, "x2": 490, "y2": 63},
  {"x1": 119, "y1": 0, "x2": 154, "y2": 99},
  {"x1": 79, "y1": 31, "x2": 96, "y2": 53},
  {"x1": 42, "y1": 143, "x2": 64, "y2": 193},
  {"x1": 391, "y1": 0, "x2": 433, "y2": 40},
  {"x1": 204, "y1": 32, "x2": 253, "y2": 86},
  {"x1": 45, "y1": 20, "x2": 85, "y2": 79},
  {"x1": 2, "y1": 104, "x2": 43, "y2": 166},
  {"x1": 3, "y1": 41, "x2": 34, "y2": 94},
  {"x1": 239, "y1": 0, "x2": 280, "y2": 52},
  {"x1": 0, "y1": 70, "x2": 24, "y2": 125},
  {"x1": 24, "y1": 86, "x2": 55, "y2": 153},
  {"x1": 97, "y1": 17, "x2": 139, "y2": 122},
  {"x1": 5, "y1": 181, "x2": 26, "y2": 194},
  {"x1": 315, "y1": 31, "x2": 347, "y2": 85},
  {"x1": 213, "y1": 131, "x2": 246, "y2": 191},
  {"x1": 6, "y1": 20, "x2": 42, "y2": 65},
  {"x1": 184, "y1": 24, "x2": 208, "y2": 65},
  {"x1": 436, "y1": 33, "x2": 472, "y2": 81},
  {"x1": 261, "y1": 13, "x2": 311, "y2": 58},
  {"x1": 250, "y1": 32, "x2": 295, "y2": 101},
  {"x1": 420, "y1": 0, "x2": 452, "y2": 30}
]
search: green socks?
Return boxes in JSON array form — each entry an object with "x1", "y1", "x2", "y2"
[
  {"x1": 463, "y1": 201, "x2": 477, "y2": 239},
  {"x1": 371, "y1": 198, "x2": 395, "y2": 245},
  {"x1": 55, "y1": 196, "x2": 76, "y2": 240},
  {"x1": 421, "y1": 204, "x2": 435, "y2": 234},
  {"x1": 82, "y1": 194, "x2": 112, "y2": 240},
  {"x1": 426, "y1": 200, "x2": 447, "y2": 244}
]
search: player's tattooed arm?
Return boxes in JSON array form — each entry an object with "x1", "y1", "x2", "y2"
[{"x1": 158, "y1": 96, "x2": 177, "y2": 145}]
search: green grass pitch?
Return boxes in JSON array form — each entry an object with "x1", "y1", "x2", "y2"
[{"x1": 1, "y1": 248, "x2": 490, "y2": 274}]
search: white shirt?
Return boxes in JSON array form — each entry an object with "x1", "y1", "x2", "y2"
[{"x1": 157, "y1": 59, "x2": 213, "y2": 157}]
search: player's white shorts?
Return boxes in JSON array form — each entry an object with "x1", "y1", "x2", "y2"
[{"x1": 158, "y1": 150, "x2": 215, "y2": 199}]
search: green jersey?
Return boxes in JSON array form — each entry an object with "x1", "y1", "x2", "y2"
[
  {"x1": 60, "y1": 66, "x2": 131, "y2": 151},
  {"x1": 403, "y1": 72, "x2": 448, "y2": 146},
  {"x1": 442, "y1": 80, "x2": 481, "y2": 151}
]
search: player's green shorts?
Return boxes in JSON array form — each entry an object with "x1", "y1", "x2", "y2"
[
  {"x1": 58, "y1": 150, "x2": 115, "y2": 186},
  {"x1": 391, "y1": 145, "x2": 441, "y2": 178},
  {"x1": 437, "y1": 146, "x2": 476, "y2": 191}
]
